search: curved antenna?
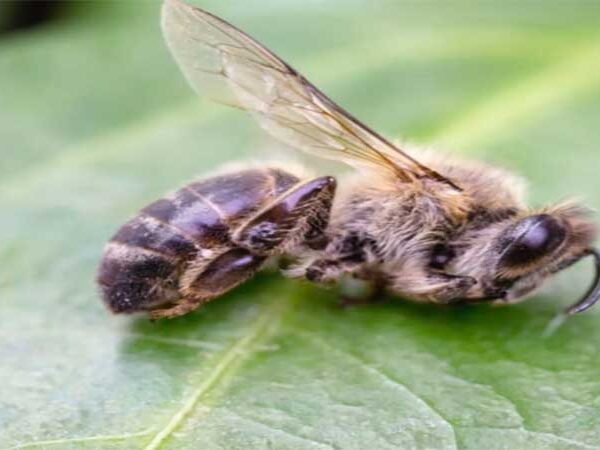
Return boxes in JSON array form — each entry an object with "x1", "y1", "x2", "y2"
[{"x1": 564, "y1": 248, "x2": 600, "y2": 315}]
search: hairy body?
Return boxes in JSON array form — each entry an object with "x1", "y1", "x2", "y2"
[{"x1": 99, "y1": 154, "x2": 595, "y2": 318}]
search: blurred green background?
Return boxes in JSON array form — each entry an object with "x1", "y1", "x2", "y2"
[{"x1": 2, "y1": 1, "x2": 600, "y2": 449}]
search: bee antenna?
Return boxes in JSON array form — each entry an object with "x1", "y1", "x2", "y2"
[{"x1": 563, "y1": 247, "x2": 600, "y2": 315}]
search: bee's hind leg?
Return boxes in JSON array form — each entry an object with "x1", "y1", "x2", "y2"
[
  {"x1": 149, "y1": 296, "x2": 208, "y2": 320},
  {"x1": 148, "y1": 177, "x2": 337, "y2": 320},
  {"x1": 233, "y1": 176, "x2": 337, "y2": 254},
  {"x1": 149, "y1": 248, "x2": 268, "y2": 319}
]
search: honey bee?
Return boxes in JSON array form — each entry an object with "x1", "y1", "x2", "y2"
[{"x1": 98, "y1": 0, "x2": 599, "y2": 320}]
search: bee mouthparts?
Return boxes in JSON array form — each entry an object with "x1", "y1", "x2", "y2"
[{"x1": 564, "y1": 248, "x2": 600, "y2": 315}]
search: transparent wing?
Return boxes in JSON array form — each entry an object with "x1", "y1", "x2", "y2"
[{"x1": 161, "y1": 0, "x2": 457, "y2": 185}]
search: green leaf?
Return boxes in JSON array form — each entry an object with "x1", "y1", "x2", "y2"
[{"x1": 3, "y1": 1, "x2": 600, "y2": 449}]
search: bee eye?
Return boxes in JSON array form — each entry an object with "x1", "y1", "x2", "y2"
[
  {"x1": 501, "y1": 214, "x2": 566, "y2": 266},
  {"x1": 430, "y1": 244, "x2": 455, "y2": 269}
]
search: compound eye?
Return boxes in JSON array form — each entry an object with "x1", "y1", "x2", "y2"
[{"x1": 501, "y1": 214, "x2": 565, "y2": 266}]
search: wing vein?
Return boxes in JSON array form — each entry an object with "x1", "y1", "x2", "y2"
[{"x1": 161, "y1": 0, "x2": 459, "y2": 189}]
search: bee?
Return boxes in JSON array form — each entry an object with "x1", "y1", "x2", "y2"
[{"x1": 98, "y1": 0, "x2": 599, "y2": 320}]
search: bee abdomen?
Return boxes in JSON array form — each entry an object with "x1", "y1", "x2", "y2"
[{"x1": 98, "y1": 167, "x2": 302, "y2": 314}]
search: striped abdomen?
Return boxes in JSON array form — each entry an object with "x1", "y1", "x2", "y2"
[{"x1": 98, "y1": 168, "x2": 299, "y2": 313}]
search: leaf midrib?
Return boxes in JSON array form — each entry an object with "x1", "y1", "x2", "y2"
[{"x1": 142, "y1": 296, "x2": 294, "y2": 450}]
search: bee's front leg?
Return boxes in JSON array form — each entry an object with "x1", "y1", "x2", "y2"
[{"x1": 390, "y1": 272, "x2": 478, "y2": 305}]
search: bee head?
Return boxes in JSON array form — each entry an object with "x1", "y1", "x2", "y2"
[
  {"x1": 449, "y1": 203, "x2": 598, "y2": 313},
  {"x1": 501, "y1": 204, "x2": 594, "y2": 266},
  {"x1": 498, "y1": 204, "x2": 598, "y2": 311}
]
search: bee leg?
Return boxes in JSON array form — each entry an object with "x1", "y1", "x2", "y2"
[
  {"x1": 302, "y1": 233, "x2": 376, "y2": 284},
  {"x1": 233, "y1": 176, "x2": 336, "y2": 254},
  {"x1": 304, "y1": 259, "x2": 346, "y2": 284},
  {"x1": 430, "y1": 275, "x2": 478, "y2": 304},
  {"x1": 392, "y1": 272, "x2": 477, "y2": 304},
  {"x1": 149, "y1": 177, "x2": 336, "y2": 320},
  {"x1": 149, "y1": 297, "x2": 207, "y2": 320},
  {"x1": 149, "y1": 248, "x2": 268, "y2": 319}
]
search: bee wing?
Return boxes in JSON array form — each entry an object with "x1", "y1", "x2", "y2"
[{"x1": 161, "y1": 0, "x2": 457, "y2": 185}]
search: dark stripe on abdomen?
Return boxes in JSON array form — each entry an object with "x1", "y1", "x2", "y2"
[
  {"x1": 187, "y1": 169, "x2": 272, "y2": 222},
  {"x1": 111, "y1": 215, "x2": 197, "y2": 258},
  {"x1": 142, "y1": 189, "x2": 230, "y2": 247}
]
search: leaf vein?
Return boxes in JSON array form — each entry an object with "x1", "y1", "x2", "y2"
[
  {"x1": 226, "y1": 410, "x2": 336, "y2": 450},
  {"x1": 294, "y1": 328, "x2": 458, "y2": 450},
  {"x1": 3, "y1": 428, "x2": 153, "y2": 450},
  {"x1": 142, "y1": 299, "x2": 290, "y2": 450},
  {"x1": 125, "y1": 332, "x2": 225, "y2": 351},
  {"x1": 456, "y1": 425, "x2": 597, "y2": 449}
]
